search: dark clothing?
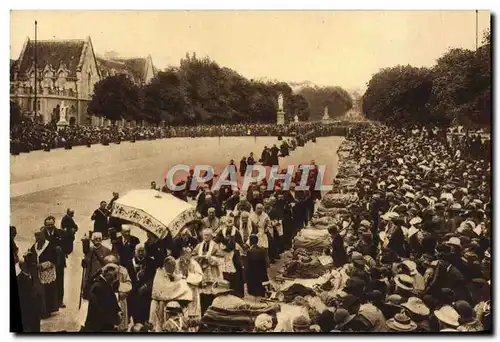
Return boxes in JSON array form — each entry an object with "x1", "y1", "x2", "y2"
[
  {"x1": 239, "y1": 159, "x2": 247, "y2": 177},
  {"x1": 269, "y1": 146, "x2": 280, "y2": 166},
  {"x1": 17, "y1": 271, "x2": 41, "y2": 332},
  {"x1": 91, "y1": 208, "x2": 110, "y2": 237},
  {"x1": 26, "y1": 242, "x2": 59, "y2": 317},
  {"x1": 111, "y1": 235, "x2": 140, "y2": 270},
  {"x1": 60, "y1": 215, "x2": 78, "y2": 254},
  {"x1": 128, "y1": 256, "x2": 156, "y2": 324},
  {"x1": 144, "y1": 238, "x2": 169, "y2": 269},
  {"x1": 42, "y1": 227, "x2": 67, "y2": 307},
  {"x1": 84, "y1": 277, "x2": 121, "y2": 332},
  {"x1": 225, "y1": 195, "x2": 240, "y2": 212},
  {"x1": 171, "y1": 235, "x2": 198, "y2": 259},
  {"x1": 223, "y1": 249, "x2": 245, "y2": 298},
  {"x1": 332, "y1": 234, "x2": 348, "y2": 268},
  {"x1": 245, "y1": 246, "x2": 269, "y2": 297}
]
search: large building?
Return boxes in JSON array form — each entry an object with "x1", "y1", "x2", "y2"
[{"x1": 10, "y1": 36, "x2": 156, "y2": 125}]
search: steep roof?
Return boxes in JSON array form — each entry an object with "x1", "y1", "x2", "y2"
[
  {"x1": 16, "y1": 39, "x2": 86, "y2": 78},
  {"x1": 96, "y1": 56, "x2": 148, "y2": 84}
]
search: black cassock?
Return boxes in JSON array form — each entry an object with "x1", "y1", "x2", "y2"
[
  {"x1": 42, "y1": 227, "x2": 67, "y2": 308},
  {"x1": 17, "y1": 271, "x2": 41, "y2": 332},
  {"x1": 245, "y1": 246, "x2": 269, "y2": 297},
  {"x1": 27, "y1": 242, "x2": 59, "y2": 317},
  {"x1": 83, "y1": 276, "x2": 121, "y2": 332},
  {"x1": 127, "y1": 256, "x2": 156, "y2": 324},
  {"x1": 91, "y1": 208, "x2": 110, "y2": 237}
]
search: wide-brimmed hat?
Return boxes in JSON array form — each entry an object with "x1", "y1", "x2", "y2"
[
  {"x1": 385, "y1": 294, "x2": 404, "y2": 308},
  {"x1": 211, "y1": 280, "x2": 233, "y2": 295},
  {"x1": 360, "y1": 220, "x2": 371, "y2": 228},
  {"x1": 333, "y1": 308, "x2": 356, "y2": 328},
  {"x1": 394, "y1": 274, "x2": 414, "y2": 291},
  {"x1": 449, "y1": 203, "x2": 463, "y2": 211},
  {"x1": 186, "y1": 273, "x2": 203, "y2": 286},
  {"x1": 434, "y1": 305, "x2": 460, "y2": 327},
  {"x1": 165, "y1": 301, "x2": 182, "y2": 312},
  {"x1": 409, "y1": 216, "x2": 423, "y2": 226},
  {"x1": 444, "y1": 237, "x2": 462, "y2": 248},
  {"x1": 381, "y1": 212, "x2": 399, "y2": 221},
  {"x1": 401, "y1": 297, "x2": 430, "y2": 316},
  {"x1": 400, "y1": 260, "x2": 418, "y2": 276},
  {"x1": 386, "y1": 313, "x2": 417, "y2": 332}
]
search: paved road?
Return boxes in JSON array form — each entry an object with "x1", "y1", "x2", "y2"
[{"x1": 11, "y1": 136, "x2": 343, "y2": 331}]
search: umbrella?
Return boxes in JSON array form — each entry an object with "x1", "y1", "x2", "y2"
[{"x1": 111, "y1": 189, "x2": 197, "y2": 239}]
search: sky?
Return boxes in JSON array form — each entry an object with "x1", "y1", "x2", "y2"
[{"x1": 10, "y1": 10, "x2": 490, "y2": 91}]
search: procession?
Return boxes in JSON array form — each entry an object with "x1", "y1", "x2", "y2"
[
  {"x1": 11, "y1": 119, "x2": 491, "y2": 333},
  {"x1": 10, "y1": 10, "x2": 491, "y2": 335}
]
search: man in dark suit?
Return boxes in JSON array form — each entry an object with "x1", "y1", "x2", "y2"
[
  {"x1": 111, "y1": 225, "x2": 140, "y2": 271},
  {"x1": 127, "y1": 244, "x2": 156, "y2": 324},
  {"x1": 330, "y1": 225, "x2": 348, "y2": 268},
  {"x1": 91, "y1": 201, "x2": 110, "y2": 239},
  {"x1": 83, "y1": 264, "x2": 121, "y2": 332},
  {"x1": 107, "y1": 192, "x2": 124, "y2": 232},
  {"x1": 41, "y1": 216, "x2": 67, "y2": 309},
  {"x1": 60, "y1": 209, "x2": 78, "y2": 255},
  {"x1": 16, "y1": 259, "x2": 41, "y2": 332},
  {"x1": 245, "y1": 235, "x2": 269, "y2": 297}
]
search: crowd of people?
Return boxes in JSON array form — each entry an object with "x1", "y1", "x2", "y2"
[
  {"x1": 11, "y1": 121, "x2": 491, "y2": 333},
  {"x1": 10, "y1": 119, "x2": 354, "y2": 154}
]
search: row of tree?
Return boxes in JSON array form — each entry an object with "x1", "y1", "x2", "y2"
[
  {"x1": 362, "y1": 29, "x2": 491, "y2": 128},
  {"x1": 87, "y1": 53, "x2": 353, "y2": 125}
]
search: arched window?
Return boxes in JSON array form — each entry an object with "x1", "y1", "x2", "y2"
[{"x1": 88, "y1": 71, "x2": 91, "y2": 93}]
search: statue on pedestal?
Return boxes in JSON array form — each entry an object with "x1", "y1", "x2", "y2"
[
  {"x1": 276, "y1": 93, "x2": 285, "y2": 125},
  {"x1": 322, "y1": 105, "x2": 330, "y2": 121},
  {"x1": 294, "y1": 114, "x2": 299, "y2": 123},
  {"x1": 278, "y1": 93, "x2": 284, "y2": 112},
  {"x1": 57, "y1": 100, "x2": 70, "y2": 130}
]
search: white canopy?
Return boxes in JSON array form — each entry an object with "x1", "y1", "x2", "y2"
[{"x1": 111, "y1": 189, "x2": 197, "y2": 239}]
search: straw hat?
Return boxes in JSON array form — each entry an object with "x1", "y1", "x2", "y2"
[
  {"x1": 165, "y1": 301, "x2": 182, "y2": 312},
  {"x1": 409, "y1": 216, "x2": 423, "y2": 225},
  {"x1": 434, "y1": 305, "x2": 460, "y2": 327},
  {"x1": 385, "y1": 294, "x2": 404, "y2": 308},
  {"x1": 186, "y1": 273, "x2": 203, "y2": 286},
  {"x1": 394, "y1": 274, "x2": 414, "y2": 291},
  {"x1": 360, "y1": 220, "x2": 371, "y2": 228},
  {"x1": 444, "y1": 237, "x2": 462, "y2": 248},
  {"x1": 386, "y1": 313, "x2": 417, "y2": 332},
  {"x1": 401, "y1": 297, "x2": 430, "y2": 316},
  {"x1": 401, "y1": 260, "x2": 418, "y2": 276},
  {"x1": 211, "y1": 280, "x2": 233, "y2": 295}
]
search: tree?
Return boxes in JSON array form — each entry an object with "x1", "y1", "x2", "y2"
[
  {"x1": 10, "y1": 101, "x2": 21, "y2": 127},
  {"x1": 88, "y1": 74, "x2": 143, "y2": 122},
  {"x1": 430, "y1": 41, "x2": 490, "y2": 127},
  {"x1": 298, "y1": 86, "x2": 353, "y2": 120},
  {"x1": 289, "y1": 94, "x2": 311, "y2": 121},
  {"x1": 143, "y1": 69, "x2": 187, "y2": 125},
  {"x1": 362, "y1": 65, "x2": 435, "y2": 126}
]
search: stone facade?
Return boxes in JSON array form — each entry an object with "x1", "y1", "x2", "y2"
[{"x1": 10, "y1": 36, "x2": 156, "y2": 126}]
